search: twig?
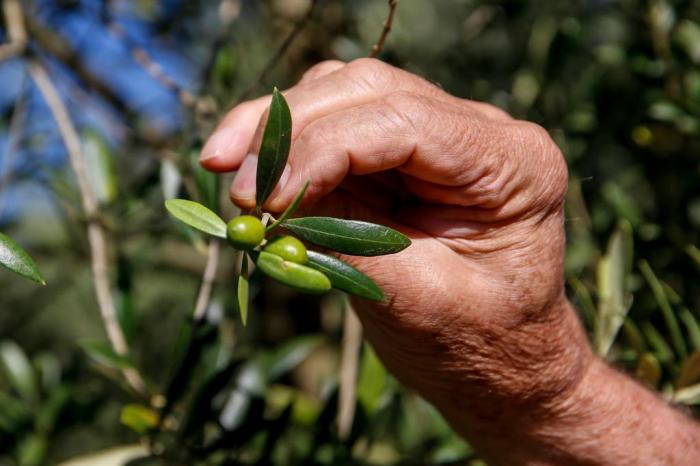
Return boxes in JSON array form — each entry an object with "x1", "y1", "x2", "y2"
[
  {"x1": 0, "y1": 0, "x2": 27, "y2": 61},
  {"x1": 0, "y1": 72, "x2": 28, "y2": 215},
  {"x1": 369, "y1": 0, "x2": 399, "y2": 58},
  {"x1": 28, "y1": 60, "x2": 146, "y2": 395},
  {"x1": 237, "y1": 0, "x2": 319, "y2": 101},
  {"x1": 102, "y1": 0, "x2": 216, "y2": 119},
  {"x1": 1, "y1": 1, "x2": 143, "y2": 392},
  {"x1": 337, "y1": 301, "x2": 362, "y2": 440},
  {"x1": 192, "y1": 239, "x2": 221, "y2": 322}
]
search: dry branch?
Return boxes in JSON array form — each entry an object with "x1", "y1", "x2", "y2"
[
  {"x1": 28, "y1": 60, "x2": 146, "y2": 396},
  {"x1": 369, "y1": 0, "x2": 399, "y2": 58}
]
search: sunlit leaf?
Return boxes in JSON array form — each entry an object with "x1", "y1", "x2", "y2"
[
  {"x1": 164, "y1": 199, "x2": 226, "y2": 238},
  {"x1": 120, "y1": 404, "x2": 159, "y2": 435},
  {"x1": 256, "y1": 88, "x2": 292, "y2": 207},
  {"x1": 56, "y1": 445, "x2": 148, "y2": 466},
  {"x1": 282, "y1": 217, "x2": 411, "y2": 256},
  {"x1": 594, "y1": 221, "x2": 632, "y2": 357},
  {"x1": 0, "y1": 232, "x2": 45, "y2": 285},
  {"x1": 307, "y1": 251, "x2": 383, "y2": 301}
]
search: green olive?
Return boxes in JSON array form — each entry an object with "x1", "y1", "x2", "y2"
[
  {"x1": 264, "y1": 236, "x2": 308, "y2": 264},
  {"x1": 226, "y1": 215, "x2": 265, "y2": 250},
  {"x1": 256, "y1": 251, "x2": 331, "y2": 294}
]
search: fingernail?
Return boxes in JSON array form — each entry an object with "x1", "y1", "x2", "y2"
[
  {"x1": 231, "y1": 154, "x2": 258, "y2": 200},
  {"x1": 200, "y1": 126, "x2": 241, "y2": 161}
]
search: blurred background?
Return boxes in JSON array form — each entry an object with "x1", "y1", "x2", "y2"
[{"x1": 1, "y1": 0, "x2": 700, "y2": 464}]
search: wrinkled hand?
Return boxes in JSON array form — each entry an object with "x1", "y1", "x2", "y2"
[{"x1": 201, "y1": 58, "x2": 591, "y2": 455}]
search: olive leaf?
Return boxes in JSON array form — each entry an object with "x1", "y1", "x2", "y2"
[
  {"x1": 0, "y1": 232, "x2": 45, "y2": 285},
  {"x1": 256, "y1": 88, "x2": 292, "y2": 208},
  {"x1": 281, "y1": 217, "x2": 411, "y2": 256},
  {"x1": 256, "y1": 251, "x2": 331, "y2": 294},
  {"x1": 238, "y1": 254, "x2": 250, "y2": 326},
  {"x1": 266, "y1": 180, "x2": 310, "y2": 233},
  {"x1": 165, "y1": 199, "x2": 227, "y2": 238},
  {"x1": 80, "y1": 340, "x2": 134, "y2": 370},
  {"x1": 307, "y1": 251, "x2": 383, "y2": 301}
]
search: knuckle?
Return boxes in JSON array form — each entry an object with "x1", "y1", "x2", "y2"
[
  {"x1": 300, "y1": 60, "x2": 344, "y2": 81},
  {"x1": 343, "y1": 57, "x2": 396, "y2": 90},
  {"x1": 514, "y1": 120, "x2": 568, "y2": 205}
]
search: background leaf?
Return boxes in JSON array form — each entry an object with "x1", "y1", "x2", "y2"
[
  {"x1": 164, "y1": 199, "x2": 226, "y2": 238},
  {"x1": 282, "y1": 217, "x2": 411, "y2": 256},
  {"x1": 306, "y1": 251, "x2": 383, "y2": 301},
  {"x1": 256, "y1": 88, "x2": 292, "y2": 207},
  {"x1": 238, "y1": 254, "x2": 250, "y2": 326},
  {"x1": 79, "y1": 341, "x2": 134, "y2": 370},
  {"x1": 0, "y1": 232, "x2": 45, "y2": 285},
  {"x1": 0, "y1": 341, "x2": 38, "y2": 405}
]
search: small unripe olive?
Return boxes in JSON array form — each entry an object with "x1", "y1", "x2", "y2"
[
  {"x1": 264, "y1": 236, "x2": 308, "y2": 264},
  {"x1": 226, "y1": 215, "x2": 265, "y2": 250}
]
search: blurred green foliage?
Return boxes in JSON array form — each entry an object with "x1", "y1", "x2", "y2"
[{"x1": 2, "y1": 0, "x2": 700, "y2": 464}]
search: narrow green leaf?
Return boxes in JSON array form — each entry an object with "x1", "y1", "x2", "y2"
[
  {"x1": 307, "y1": 251, "x2": 383, "y2": 301},
  {"x1": 0, "y1": 341, "x2": 38, "y2": 405},
  {"x1": 165, "y1": 199, "x2": 226, "y2": 238},
  {"x1": 594, "y1": 222, "x2": 632, "y2": 357},
  {"x1": 641, "y1": 321, "x2": 674, "y2": 363},
  {"x1": 120, "y1": 404, "x2": 159, "y2": 435},
  {"x1": 256, "y1": 251, "x2": 331, "y2": 294},
  {"x1": 282, "y1": 217, "x2": 411, "y2": 256},
  {"x1": 0, "y1": 232, "x2": 45, "y2": 284},
  {"x1": 238, "y1": 254, "x2": 250, "y2": 326},
  {"x1": 80, "y1": 341, "x2": 134, "y2": 370},
  {"x1": 679, "y1": 308, "x2": 700, "y2": 351},
  {"x1": 639, "y1": 260, "x2": 688, "y2": 359},
  {"x1": 266, "y1": 180, "x2": 310, "y2": 233},
  {"x1": 262, "y1": 335, "x2": 323, "y2": 381},
  {"x1": 256, "y1": 88, "x2": 292, "y2": 207}
]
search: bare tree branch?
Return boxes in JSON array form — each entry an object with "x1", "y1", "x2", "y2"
[
  {"x1": 28, "y1": 60, "x2": 146, "y2": 396},
  {"x1": 0, "y1": 0, "x2": 27, "y2": 61},
  {"x1": 102, "y1": 0, "x2": 217, "y2": 120},
  {"x1": 369, "y1": 0, "x2": 399, "y2": 58}
]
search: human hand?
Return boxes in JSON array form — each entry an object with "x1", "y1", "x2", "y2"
[{"x1": 201, "y1": 58, "x2": 592, "y2": 458}]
